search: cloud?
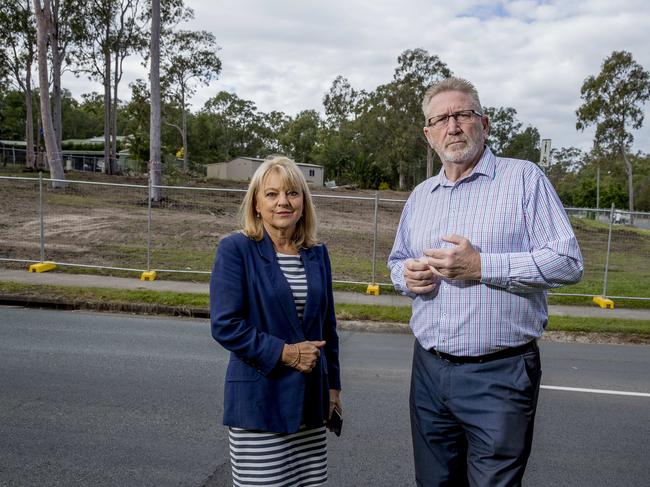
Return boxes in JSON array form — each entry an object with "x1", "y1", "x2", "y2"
[{"x1": 63, "y1": 0, "x2": 650, "y2": 153}]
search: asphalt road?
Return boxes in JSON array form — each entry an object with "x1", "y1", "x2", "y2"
[{"x1": 1, "y1": 307, "x2": 648, "y2": 487}]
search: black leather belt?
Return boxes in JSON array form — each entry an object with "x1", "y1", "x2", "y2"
[{"x1": 429, "y1": 340, "x2": 538, "y2": 364}]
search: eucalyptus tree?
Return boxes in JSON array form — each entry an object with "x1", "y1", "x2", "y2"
[
  {"x1": 149, "y1": 0, "x2": 162, "y2": 199},
  {"x1": 48, "y1": 0, "x2": 86, "y2": 153},
  {"x1": 483, "y1": 106, "x2": 522, "y2": 155},
  {"x1": 577, "y1": 50, "x2": 650, "y2": 213},
  {"x1": 33, "y1": 0, "x2": 65, "y2": 185},
  {"x1": 75, "y1": 0, "x2": 147, "y2": 174},
  {"x1": 161, "y1": 29, "x2": 221, "y2": 171},
  {"x1": 391, "y1": 48, "x2": 451, "y2": 184},
  {"x1": 0, "y1": 0, "x2": 37, "y2": 168},
  {"x1": 278, "y1": 110, "x2": 321, "y2": 165}
]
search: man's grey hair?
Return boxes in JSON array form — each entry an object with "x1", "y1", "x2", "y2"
[{"x1": 421, "y1": 77, "x2": 482, "y2": 117}]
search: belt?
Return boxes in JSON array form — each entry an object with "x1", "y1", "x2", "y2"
[{"x1": 429, "y1": 340, "x2": 538, "y2": 364}]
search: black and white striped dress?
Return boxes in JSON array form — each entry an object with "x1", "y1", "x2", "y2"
[{"x1": 229, "y1": 253, "x2": 328, "y2": 487}]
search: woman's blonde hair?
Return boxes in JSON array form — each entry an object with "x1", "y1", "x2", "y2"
[{"x1": 239, "y1": 156, "x2": 318, "y2": 248}]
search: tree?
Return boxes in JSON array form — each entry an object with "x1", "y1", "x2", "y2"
[
  {"x1": 110, "y1": 0, "x2": 147, "y2": 172},
  {"x1": 49, "y1": 0, "x2": 86, "y2": 154},
  {"x1": 279, "y1": 110, "x2": 321, "y2": 164},
  {"x1": 0, "y1": 0, "x2": 37, "y2": 169},
  {"x1": 323, "y1": 75, "x2": 359, "y2": 129},
  {"x1": 33, "y1": 0, "x2": 65, "y2": 186},
  {"x1": 391, "y1": 48, "x2": 451, "y2": 183},
  {"x1": 149, "y1": 0, "x2": 162, "y2": 200},
  {"x1": 161, "y1": 29, "x2": 221, "y2": 171},
  {"x1": 577, "y1": 50, "x2": 650, "y2": 213},
  {"x1": 484, "y1": 107, "x2": 521, "y2": 155}
]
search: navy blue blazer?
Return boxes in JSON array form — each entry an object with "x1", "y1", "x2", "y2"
[{"x1": 210, "y1": 231, "x2": 341, "y2": 434}]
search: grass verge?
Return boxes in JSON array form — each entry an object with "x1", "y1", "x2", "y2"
[{"x1": 1, "y1": 281, "x2": 649, "y2": 336}]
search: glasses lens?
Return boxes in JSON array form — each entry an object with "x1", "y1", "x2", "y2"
[
  {"x1": 455, "y1": 111, "x2": 474, "y2": 122},
  {"x1": 429, "y1": 115, "x2": 448, "y2": 128}
]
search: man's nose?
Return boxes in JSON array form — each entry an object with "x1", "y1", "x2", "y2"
[{"x1": 447, "y1": 115, "x2": 462, "y2": 133}]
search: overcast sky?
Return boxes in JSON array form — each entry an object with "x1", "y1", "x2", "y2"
[{"x1": 64, "y1": 0, "x2": 650, "y2": 155}]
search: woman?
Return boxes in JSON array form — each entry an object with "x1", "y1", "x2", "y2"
[{"x1": 210, "y1": 156, "x2": 342, "y2": 487}]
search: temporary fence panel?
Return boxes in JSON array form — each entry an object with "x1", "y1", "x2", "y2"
[
  {"x1": 149, "y1": 185, "x2": 244, "y2": 278},
  {"x1": 603, "y1": 209, "x2": 650, "y2": 299},
  {"x1": 0, "y1": 176, "x2": 41, "y2": 266},
  {"x1": 0, "y1": 176, "x2": 648, "y2": 301},
  {"x1": 40, "y1": 179, "x2": 149, "y2": 273},
  {"x1": 313, "y1": 193, "x2": 378, "y2": 284},
  {"x1": 554, "y1": 208, "x2": 613, "y2": 298}
]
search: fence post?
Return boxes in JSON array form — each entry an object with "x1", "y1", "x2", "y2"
[
  {"x1": 147, "y1": 174, "x2": 152, "y2": 271},
  {"x1": 39, "y1": 172, "x2": 45, "y2": 262},
  {"x1": 603, "y1": 203, "x2": 615, "y2": 297},
  {"x1": 371, "y1": 192, "x2": 379, "y2": 284}
]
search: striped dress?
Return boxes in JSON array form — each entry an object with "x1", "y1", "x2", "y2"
[{"x1": 229, "y1": 253, "x2": 328, "y2": 487}]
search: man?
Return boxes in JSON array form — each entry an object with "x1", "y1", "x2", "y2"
[{"x1": 388, "y1": 77, "x2": 583, "y2": 487}]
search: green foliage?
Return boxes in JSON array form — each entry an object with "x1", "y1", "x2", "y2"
[
  {"x1": 577, "y1": 50, "x2": 650, "y2": 212},
  {"x1": 378, "y1": 182, "x2": 390, "y2": 190},
  {"x1": 279, "y1": 110, "x2": 321, "y2": 164}
]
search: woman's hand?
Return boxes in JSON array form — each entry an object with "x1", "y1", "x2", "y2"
[
  {"x1": 281, "y1": 340, "x2": 326, "y2": 373},
  {"x1": 328, "y1": 389, "x2": 342, "y2": 419}
]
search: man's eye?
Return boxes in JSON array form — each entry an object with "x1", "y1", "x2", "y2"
[{"x1": 432, "y1": 116, "x2": 448, "y2": 127}]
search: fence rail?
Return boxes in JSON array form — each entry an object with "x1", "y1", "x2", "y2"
[{"x1": 1, "y1": 174, "x2": 649, "y2": 302}]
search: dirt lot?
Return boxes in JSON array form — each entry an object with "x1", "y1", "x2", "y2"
[
  {"x1": 1, "y1": 170, "x2": 649, "y2": 300},
  {"x1": 0, "y1": 172, "x2": 406, "y2": 283}
]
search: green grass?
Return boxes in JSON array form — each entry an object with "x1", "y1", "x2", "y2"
[
  {"x1": 547, "y1": 316, "x2": 650, "y2": 335},
  {"x1": 2, "y1": 281, "x2": 649, "y2": 335}
]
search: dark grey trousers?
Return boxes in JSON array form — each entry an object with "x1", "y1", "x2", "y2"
[{"x1": 410, "y1": 340, "x2": 541, "y2": 487}]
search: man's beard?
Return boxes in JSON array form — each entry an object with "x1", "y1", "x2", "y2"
[{"x1": 439, "y1": 135, "x2": 483, "y2": 165}]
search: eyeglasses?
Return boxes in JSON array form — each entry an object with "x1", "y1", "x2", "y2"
[{"x1": 426, "y1": 109, "x2": 483, "y2": 129}]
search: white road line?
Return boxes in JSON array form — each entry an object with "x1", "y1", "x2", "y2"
[{"x1": 541, "y1": 385, "x2": 650, "y2": 398}]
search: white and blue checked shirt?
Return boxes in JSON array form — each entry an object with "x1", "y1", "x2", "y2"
[{"x1": 388, "y1": 147, "x2": 583, "y2": 356}]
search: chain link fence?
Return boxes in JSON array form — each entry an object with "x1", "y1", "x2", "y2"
[{"x1": 1, "y1": 175, "x2": 649, "y2": 302}]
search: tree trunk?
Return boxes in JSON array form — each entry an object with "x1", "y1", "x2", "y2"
[
  {"x1": 51, "y1": 38, "x2": 63, "y2": 153},
  {"x1": 103, "y1": 34, "x2": 112, "y2": 174},
  {"x1": 49, "y1": 0, "x2": 62, "y2": 154},
  {"x1": 112, "y1": 50, "x2": 119, "y2": 174},
  {"x1": 181, "y1": 90, "x2": 188, "y2": 172},
  {"x1": 398, "y1": 162, "x2": 406, "y2": 190},
  {"x1": 149, "y1": 0, "x2": 162, "y2": 201},
  {"x1": 33, "y1": 0, "x2": 65, "y2": 187},
  {"x1": 25, "y1": 61, "x2": 36, "y2": 170},
  {"x1": 621, "y1": 146, "x2": 634, "y2": 224}
]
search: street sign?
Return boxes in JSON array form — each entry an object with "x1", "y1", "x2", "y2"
[{"x1": 539, "y1": 139, "x2": 552, "y2": 168}]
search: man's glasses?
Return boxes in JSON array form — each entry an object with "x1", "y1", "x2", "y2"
[{"x1": 427, "y1": 109, "x2": 483, "y2": 129}]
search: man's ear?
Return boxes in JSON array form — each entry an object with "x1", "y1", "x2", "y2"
[{"x1": 423, "y1": 127, "x2": 433, "y2": 148}]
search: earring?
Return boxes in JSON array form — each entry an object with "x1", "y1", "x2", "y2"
[{"x1": 256, "y1": 213, "x2": 261, "y2": 218}]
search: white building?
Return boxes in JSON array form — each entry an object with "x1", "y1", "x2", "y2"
[{"x1": 206, "y1": 157, "x2": 324, "y2": 186}]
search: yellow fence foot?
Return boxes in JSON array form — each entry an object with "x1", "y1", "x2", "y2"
[
  {"x1": 140, "y1": 270, "x2": 157, "y2": 281},
  {"x1": 592, "y1": 296, "x2": 614, "y2": 309},
  {"x1": 366, "y1": 284, "x2": 379, "y2": 296},
  {"x1": 28, "y1": 262, "x2": 56, "y2": 273}
]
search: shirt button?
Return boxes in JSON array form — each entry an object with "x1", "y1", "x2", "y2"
[{"x1": 442, "y1": 313, "x2": 447, "y2": 317}]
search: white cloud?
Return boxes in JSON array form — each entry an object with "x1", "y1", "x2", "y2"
[{"x1": 63, "y1": 0, "x2": 650, "y2": 153}]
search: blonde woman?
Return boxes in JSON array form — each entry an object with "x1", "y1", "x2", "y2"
[{"x1": 210, "y1": 156, "x2": 342, "y2": 486}]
